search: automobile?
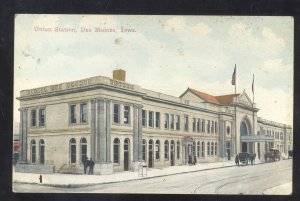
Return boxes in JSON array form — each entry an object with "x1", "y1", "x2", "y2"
[
  {"x1": 264, "y1": 148, "x2": 281, "y2": 162},
  {"x1": 238, "y1": 152, "x2": 251, "y2": 165}
]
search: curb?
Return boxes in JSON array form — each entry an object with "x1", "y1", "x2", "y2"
[{"x1": 14, "y1": 161, "x2": 266, "y2": 188}]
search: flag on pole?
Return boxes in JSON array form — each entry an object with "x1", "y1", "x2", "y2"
[
  {"x1": 231, "y1": 65, "x2": 236, "y2": 85},
  {"x1": 252, "y1": 74, "x2": 254, "y2": 93}
]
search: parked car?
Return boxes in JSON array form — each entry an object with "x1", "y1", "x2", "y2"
[
  {"x1": 264, "y1": 148, "x2": 281, "y2": 162},
  {"x1": 238, "y1": 152, "x2": 251, "y2": 165}
]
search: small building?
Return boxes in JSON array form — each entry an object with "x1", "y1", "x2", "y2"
[{"x1": 15, "y1": 69, "x2": 293, "y2": 174}]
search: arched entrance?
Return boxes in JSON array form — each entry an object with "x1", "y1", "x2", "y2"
[
  {"x1": 148, "y1": 140, "x2": 154, "y2": 168},
  {"x1": 170, "y1": 140, "x2": 175, "y2": 166},
  {"x1": 240, "y1": 118, "x2": 253, "y2": 153},
  {"x1": 124, "y1": 138, "x2": 130, "y2": 171}
]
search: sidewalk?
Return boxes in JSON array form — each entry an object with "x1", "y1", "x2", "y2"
[
  {"x1": 13, "y1": 160, "x2": 261, "y2": 188},
  {"x1": 263, "y1": 182, "x2": 292, "y2": 195}
]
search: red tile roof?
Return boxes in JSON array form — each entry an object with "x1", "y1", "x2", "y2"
[
  {"x1": 188, "y1": 88, "x2": 240, "y2": 105},
  {"x1": 189, "y1": 88, "x2": 220, "y2": 104},
  {"x1": 216, "y1": 94, "x2": 240, "y2": 105}
]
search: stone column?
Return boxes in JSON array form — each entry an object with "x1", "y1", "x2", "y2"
[
  {"x1": 96, "y1": 99, "x2": 101, "y2": 163},
  {"x1": 133, "y1": 104, "x2": 139, "y2": 162},
  {"x1": 94, "y1": 98, "x2": 113, "y2": 175},
  {"x1": 219, "y1": 120, "x2": 226, "y2": 158},
  {"x1": 132, "y1": 104, "x2": 143, "y2": 171},
  {"x1": 106, "y1": 100, "x2": 111, "y2": 162},
  {"x1": 99, "y1": 99, "x2": 106, "y2": 163},
  {"x1": 138, "y1": 105, "x2": 143, "y2": 161},
  {"x1": 18, "y1": 108, "x2": 28, "y2": 163},
  {"x1": 90, "y1": 99, "x2": 96, "y2": 160}
]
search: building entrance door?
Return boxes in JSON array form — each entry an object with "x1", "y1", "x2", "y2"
[
  {"x1": 124, "y1": 138, "x2": 130, "y2": 171},
  {"x1": 170, "y1": 141, "x2": 175, "y2": 166},
  {"x1": 148, "y1": 140, "x2": 153, "y2": 168},
  {"x1": 242, "y1": 142, "x2": 247, "y2": 152}
]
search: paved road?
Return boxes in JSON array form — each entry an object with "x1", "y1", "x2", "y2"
[{"x1": 13, "y1": 159, "x2": 292, "y2": 194}]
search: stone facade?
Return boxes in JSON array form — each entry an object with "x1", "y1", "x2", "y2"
[{"x1": 16, "y1": 71, "x2": 293, "y2": 174}]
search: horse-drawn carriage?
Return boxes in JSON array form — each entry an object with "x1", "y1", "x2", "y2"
[{"x1": 264, "y1": 148, "x2": 281, "y2": 162}]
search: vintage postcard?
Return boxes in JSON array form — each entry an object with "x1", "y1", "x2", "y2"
[{"x1": 13, "y1": 14, "x2": 293, "y2": 194}]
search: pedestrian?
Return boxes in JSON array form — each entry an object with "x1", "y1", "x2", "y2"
[
  {"x1": 250, "y1": 154, "x2": 254, "y2": 165},
  {"x1": 83, "y1": 156, "x2": 89, "y2": 174},
  {"x1": 39, "y1": 175, "x2": 42, "y2": 183},
  {"x1": 253, "y1": 153, "x2": 256, "y2": 164},
  {"x1": 194, "y1": 155, "x2": 197, "y2": 165},
  {"x1": 235, "y1": 154, "x2": 239, "y2": 166},
  {"x1": 227, "y1": 150, "x2": 231, "y2": 161},
  {"x1": 88, "y1": 158, "x2": 95, "y2": 175}
]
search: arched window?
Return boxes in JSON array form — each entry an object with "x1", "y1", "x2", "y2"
[
  {"x1": 197, "y1": 141, "x2": 200, "y2": 157},
  {"x1": 211, "y1": 142, "x2": 214, "y2": 155},
  {"x1": 80, "y1": 138, "x2": 87, "y2": 164},
  {"x1": 142, "y1": 139, "x2": 147, "y2": 161},
  {"x1": 201, "y1": 141, "x2": 205, "y2": 158},
  {"x1": 207, "y1": 142, "x2": 210, "y2": 156},
  {"x1": 39, "y1": 139, "x2": 45, "y2": 164},
  {"x1": 215, "y1": 142, "x2": 218, "y2": 155},
  {"x1": 124, "y1": 138, "x2": 130, "y2": 151},
  {"x1": 155, "y1": 140, "x2": 160, "y2": 160},
  {"x1": 177, "y1": 141, "x2": 180, "y2": 159},
  {"x1": 70, "y1": 138, "x2": 76, "y2": 164},
  {"x1": 193, "y1": 141, "x2": 196, "y2": 157},
  {"x1": 31, "y1": 139, "x2": 36, "y2": 164},
  {"x1": 113, "y1": 138, "x2": 120, "y2": 163},
  {"x1": 164, "y1": 140, "x2": 169, "y2": 160},
  {"x1": 240, "y1": 122, "x2": 248, "y2": 136}
]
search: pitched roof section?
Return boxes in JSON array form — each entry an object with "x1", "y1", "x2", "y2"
[
  {"x1": 215, "y1": 94, "x2": 240, "y2": 105},
  {"x1": 189, "y1": 88, "x2": 220, "y2": 104},
  {"x1": 185, "y1": 88, "x2": 240, "y2": 105}
]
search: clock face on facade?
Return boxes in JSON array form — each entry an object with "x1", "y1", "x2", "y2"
[{"x1": 227, "y1": 126, "x2": 230, "y2": 135}]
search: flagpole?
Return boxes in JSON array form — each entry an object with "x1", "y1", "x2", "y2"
[
  {"x1": 234, "y1": 64, "x2": 237, "y2": 156},
  {"x1": 252, "y1": 74, "x2": 255, "y2": 155}
]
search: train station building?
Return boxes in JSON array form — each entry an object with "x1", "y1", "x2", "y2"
[{"x1": 15, "y1": 69, "x2": 293, "y2": 174}]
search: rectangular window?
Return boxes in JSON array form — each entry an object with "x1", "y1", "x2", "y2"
[
  {"x1": 215, "y1": 122, "x2": 217, "y2": 133},
  {"x1": 142, "y1": 110, "x2": 147, "y2": 127},
  {"x1": 149, "y1": 111, "x2": 154, "y2": 127},
  {"x1": 80, "y1": 103, "x2": 87, "y2": 123},
  {"x1": 39, "y1": 108, "x2": 45, "y2": 127},
  {"x1": 124, "y1": 105, "x2": 130, "y2": 124},
  {"x1": 211, "y1": 121, "x2": 214, "y2": 134},
  {"x1": 197, "y1": 119, "x2": 200, "y2": 133},
  {"x1": 176, "y1": 115, "x2": 180, "y2": 130},
  {"x1": 202, "y1": 120, "x2": 205, "y2": 132},
  {"x1": 31, "y1": 110, "x2": 36, "y2": 127},
  {"x1": 184, "y1": 116, "x2": 189, "y2": 132},
  {"x1": 155, "y1": 112, "x2": 160, "y2": 128},
  {"x1": 170, "y1": 114, "x2": 174, "y2": 130},
  {"x1": 164, "y1": 113, "x2": 169, "y2": 129},
  {"x1": 70, "y1": 105, "x2": 76, "y2": 124},
  {"x1": 113, "y1": 104, "x2": 120, "y2": 123},
  {"x1": 193, "y1": 118, "x2": 196, "y2": 132},
  {"x1": 207, "y1": 120, "x2": 210, "y2": 133}
]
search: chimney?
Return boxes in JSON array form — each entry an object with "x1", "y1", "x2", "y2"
[{"x1": 113, "y1": 69, "x2": 126, "y2": 82}]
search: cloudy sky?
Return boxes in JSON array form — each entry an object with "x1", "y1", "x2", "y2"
[{"x1": 14, "y1": 14, "x2": 293, "y2": 133}]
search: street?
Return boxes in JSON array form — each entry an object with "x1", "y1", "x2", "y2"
[{"x1": 13, "y1": 159, "x2": 292, "y2": 194}]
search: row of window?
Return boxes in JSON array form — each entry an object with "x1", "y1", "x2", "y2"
[
  {"x1": 30, "y1": 108, "x2": 45, "y2": 127},
  {"x1": 266, "y1": 130, "x2": 284, "y2": 140},
  {"x1": 29, "y1": 103, "x2": 218, "y2": 135},
  {"x1": 70, "y1": 103, "x2": 88, "y2": 124},
  {"x1": 141, "y1": 109, "x2": 218, "y2": 134},
  {"x1": 195, "y1": 141, "x2": 218, "y2": 157}
]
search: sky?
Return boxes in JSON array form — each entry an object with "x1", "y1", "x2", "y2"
[{"x1": 14, "y1": 14, "x2": 294, "y2": 133}]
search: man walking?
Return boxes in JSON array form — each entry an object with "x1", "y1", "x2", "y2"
[
  {"x1": 88, "y1": 158, "x2": 95, "y2": 175},
  {"x1": 83, "y1": 156, "x2": 89, "y2": 174}
]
